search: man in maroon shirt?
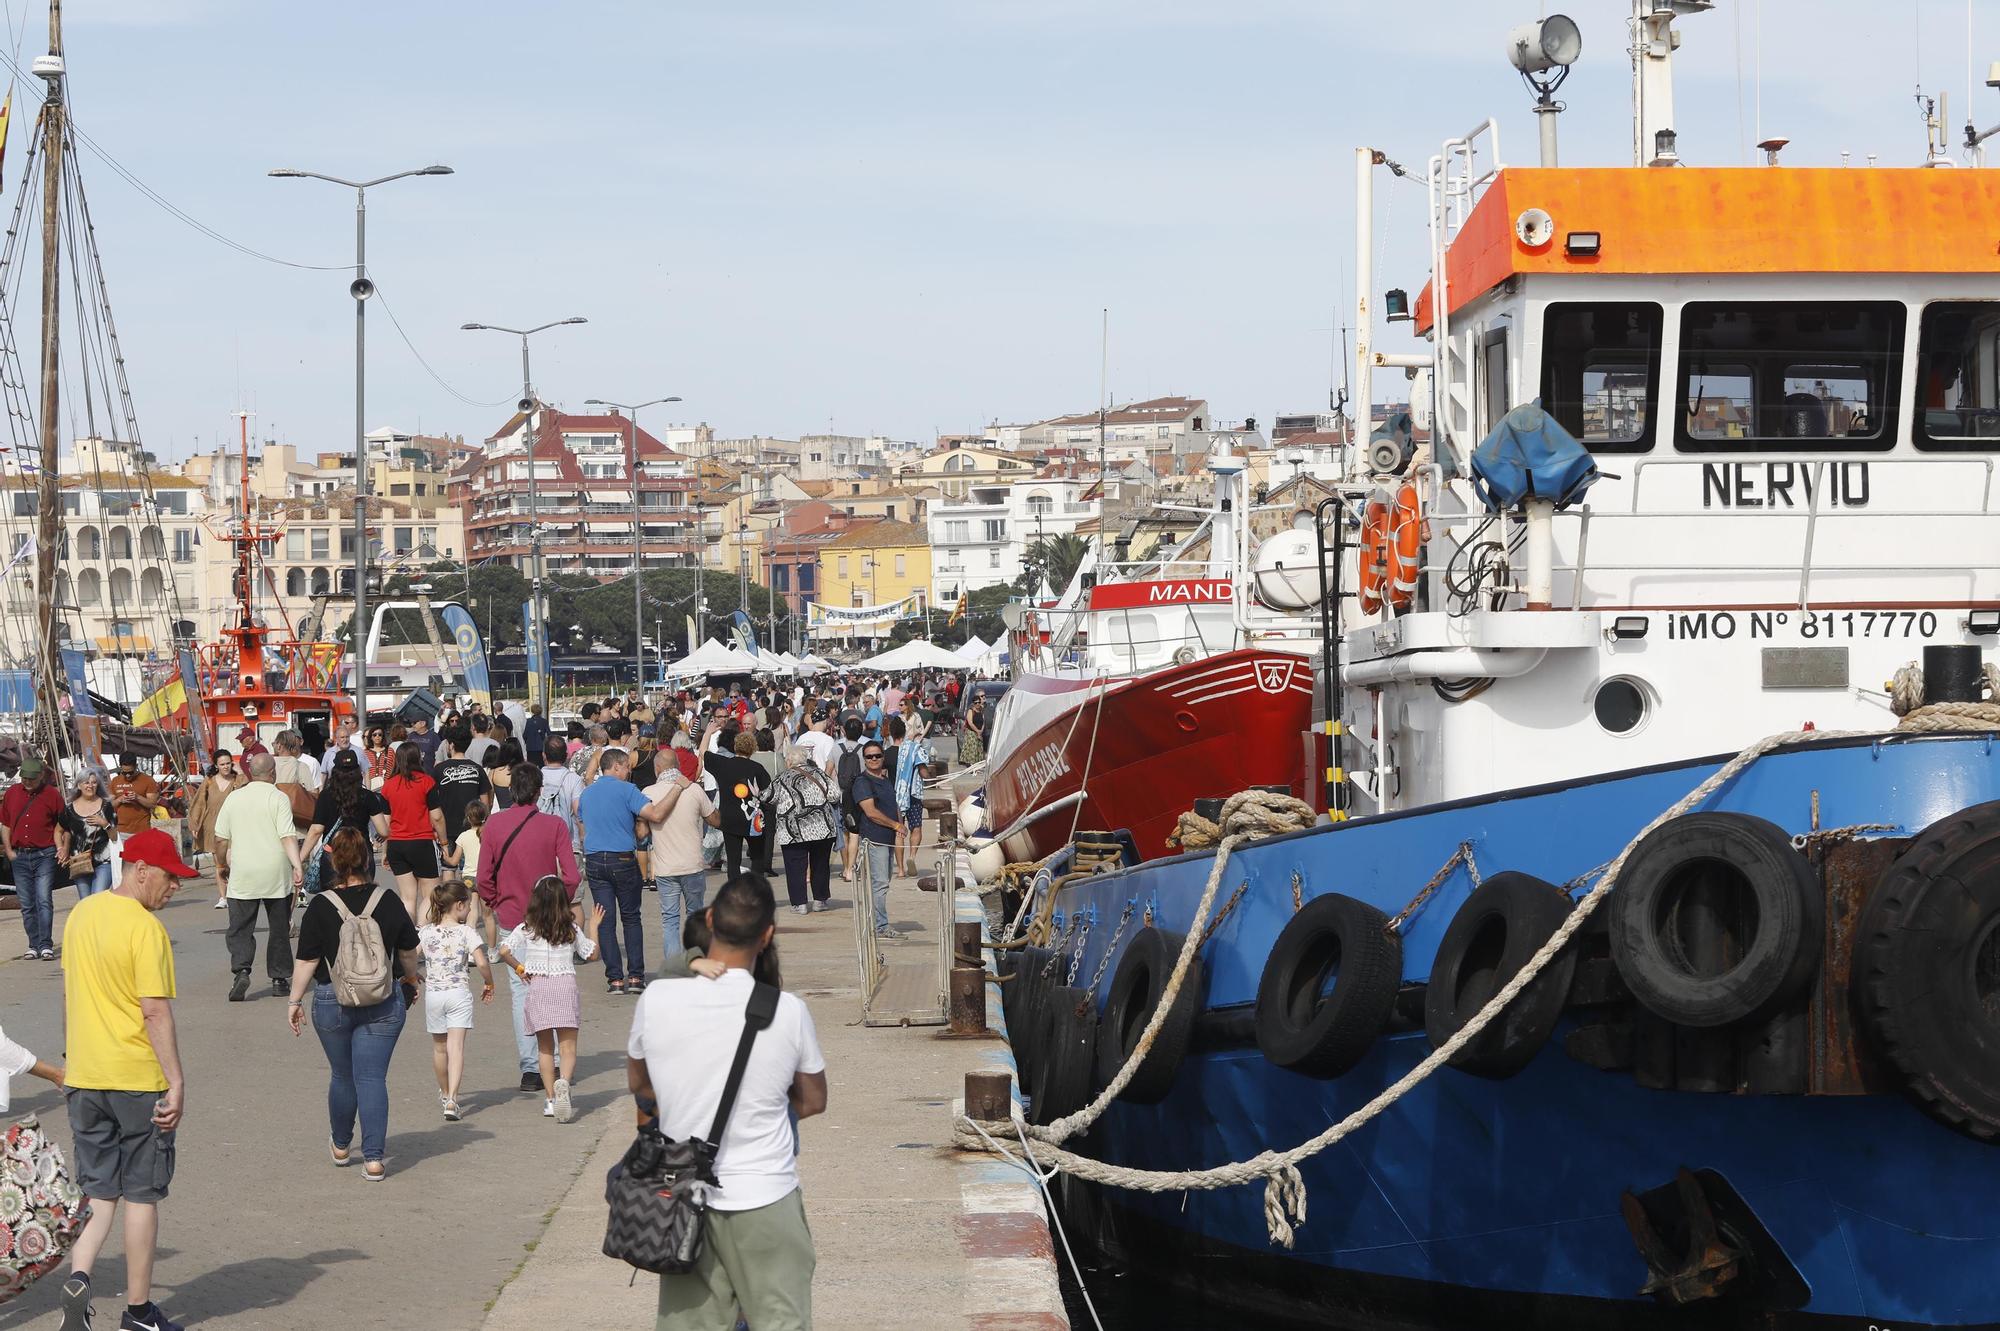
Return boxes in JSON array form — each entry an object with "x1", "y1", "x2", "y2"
[
  {"x1": 474, "y1": 763, "x2": 578, "y2": 1093},
  {"x1": 3, "y1": 754, "x2": 72, "y2": 959}
]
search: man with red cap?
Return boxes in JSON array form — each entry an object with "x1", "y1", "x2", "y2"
[{"x1": 57, "y1": 827, "x2": 197, "y2": 1331}]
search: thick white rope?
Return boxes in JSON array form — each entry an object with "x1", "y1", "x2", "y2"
[{"x1": 954, "y1": 716, "x2": 1988, "y2": 1244}]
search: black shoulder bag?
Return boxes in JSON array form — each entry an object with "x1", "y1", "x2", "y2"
[{"x1": 603, "y1": 980, "x2": 780, "y2": 1274}]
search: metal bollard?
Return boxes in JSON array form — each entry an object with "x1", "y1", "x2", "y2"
[
  {"x1": 949, "y1": 966, "x2": 987, "y2": 1035},
  {"x1": 953, "y1": 920, "x2": 984, "y2": 969},
  {"x1": 964, "y1": 1068, "x2": 1012, "y2": 1123}
]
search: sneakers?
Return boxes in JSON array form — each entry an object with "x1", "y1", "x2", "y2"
[
  {"x1": 119, "y1": 1302, "x2": 184, "y2": 1331},
  {"x1": 793, "y1": 904, "x2": 809, "y2": 916},
  {"x1": 58, "y1": 1271, "x2": 90, "y2": 1331},
  {"x1": 518, "y1": 1072, "x2": 544, "y2": 1094},
  {"x1": 810, "y1": 900, "x2": 829, "y2": 913},
  {"x1": 554, "y1": 1077, "x2": 574, "y2": 1123},
  {"x1": 37, "y1": 947, "x2": 55, "y2": 961},
  {"x1": 877, "y1": 928, "x2": 907, "y2": 941},
  {"x1": 542, "y1": 1098, "x2": 556, "y2": 1118},
  {"x1": 273, "y1": 977, "x2": 289, "y2": 997},
  {"x1": 442, "y1": 1098, "x2": 461, "y2": 1122},
  {"x1": 211, "y1": 897, "x2": 226, "y2": 909},
  {"x1": 227, "y1": 971, "x2": 251, "y2": 1002}
]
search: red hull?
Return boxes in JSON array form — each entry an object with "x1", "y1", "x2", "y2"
[{"x1": 984, "y1": 649, "x2": 1315, "y2": 863}]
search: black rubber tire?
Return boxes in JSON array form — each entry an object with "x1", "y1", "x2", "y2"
[
  {"x1": 1254, "y1": 892, "x2": 1403, "y2": 1077},
  {"x1": 1857, "y1": 801, "x2": 2000, "y2": 1139},
  {"x1": 1423, "y1": 872, "x2": 1581, "y2": 1078},
  {"x1": 1607, "y1": 812, "x2": 1822, "y2": 1028},
  {"x1": 1001, "y1": 945, "x2": 1041, "y2": 1031},
  {"x1": 1031, "y1": 986, "x2": 1096, "y2": 1126},
  {"x1": 1010, "y1": 947, "x2": 1053, "y2": 1092},
  {"x1": 1095, "y1": 927, "x2": 1204, "y2": 1104},
  {"x1": 1022, "y1": 971, "x2": 1071, "y2": 1098}
]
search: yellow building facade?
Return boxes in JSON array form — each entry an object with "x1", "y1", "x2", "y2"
[{"x1": 814, "y1": 520, "x2": 932, "y2": 645}]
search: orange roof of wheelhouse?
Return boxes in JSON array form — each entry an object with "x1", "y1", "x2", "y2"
[{"x1": 1414, "y1": 167, "x2": 2000, "y2": 332}]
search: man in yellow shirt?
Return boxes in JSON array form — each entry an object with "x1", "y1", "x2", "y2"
[{"x1": 56, "y1": 827, "x2": 196, "y2": 1331}]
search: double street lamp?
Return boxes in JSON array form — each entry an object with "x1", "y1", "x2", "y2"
[
  {"x1": 584, "y1": 395, "x2": 682, "y2": 693},
  {"x1": 461, "y1": 318, "x2": 587, "y2": 709},
  {"x1": 267, "y1": 162, "x2": 453, "y2": 726}
]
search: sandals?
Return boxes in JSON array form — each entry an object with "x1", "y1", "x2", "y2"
[
  {"x1": 362, "y1": 1161, "x2": 387, "y2": 1182},
  {"x1": 329, "y1": 1140, "x2": 353, "y2": 1167},
  {"x1": 607, "y1": 978, "x2": 626, "y2": 994},
  {"x1": 442, "y1": 1099, "x2": 461, "y2": 1122}
]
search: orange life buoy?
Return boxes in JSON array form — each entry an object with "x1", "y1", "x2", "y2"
[
  {"x1": 1357, "y1": 481, "x2": 1423, "y2": 615},
  {"x1": 1357, "y1": 494, "x2": 1391, "y2": 615}
]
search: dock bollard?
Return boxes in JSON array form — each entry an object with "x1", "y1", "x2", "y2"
[
  {"x1": 949, "y1": 967, "x2": 987, "y2": 1035},
  {"x1": 953, "y1": 920, "x2": 984, "y2": 968},
  {"x1": 965, "y1": 1069, "x2": 1011, "y2": 1123}
]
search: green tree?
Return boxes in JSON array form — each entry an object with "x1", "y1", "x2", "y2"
[{"x1": 1017, "y1": 532, "x2": 1089, "y2": 596}]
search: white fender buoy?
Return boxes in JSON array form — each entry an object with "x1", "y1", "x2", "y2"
[
  {"x1": 969, "y1": 839, "x2": 1006, "y2": 884},
  {"x1": 957, "y1": 797, "x2": 986, "y2": 836}
]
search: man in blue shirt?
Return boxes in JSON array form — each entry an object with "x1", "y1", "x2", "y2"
[
  {"x1": 578, "y1": 749, "x2": 676, "y2": 992},
  {"x1": 852, "y1": 740, "x2": 905, "y2": 941}
]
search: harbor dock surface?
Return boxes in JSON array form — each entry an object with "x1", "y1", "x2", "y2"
[{"x1": 0, "y1": 863, "x2": 1063, "y2": 1330}]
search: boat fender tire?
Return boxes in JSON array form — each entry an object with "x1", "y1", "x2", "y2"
[
  {"x1": 1423, "y1": 872, "x2": 1581, "y2": 1079},
  {"x1": 1095, "y1": 927, "x2": 1205, "y2": 1104},
  {"x1": 1856, "y1": 801, "x2": 2000, "y2": 1139},
  {"x1": 1254, "y1": 892, "x2": 1403, "y2": 1078},
  {"x1": 1031, "y1": 987, "x2": 1096, "y2": 1126},
  {"x1": 1001, "y1": 945, "x2": 1043, "y2": 1031},
  {"x1": 1608, "y1": 812, "x2": 1822, "y2": 1028},
  {"x1": 1010, "y1": 948, "x2": 1053, "y2": 1091},
  {"x1": 1022, "y1": 973, "x2": 1072, "y2": 1098}
]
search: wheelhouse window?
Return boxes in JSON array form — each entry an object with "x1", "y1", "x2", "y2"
[
  {"x1": 1676, "y1": 301, "x2": 1904, "y2": 452},
  {"x1": 1915, "y1": 302, "x2": 2000, "y2": 449},
  {"x1": 1540, "y1": 302, "x2": 1662, "y2": 454}
]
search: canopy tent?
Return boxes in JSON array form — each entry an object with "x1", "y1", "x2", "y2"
[
  {"x1": 665, "y1": 638, "x2": 761, "y2": 677},
  {"x1": 853, "y1": 639, "x2": 975, "y2": 673},
  {"x1": 955, "y1": 635, "x2": 990, "y2": 661}
]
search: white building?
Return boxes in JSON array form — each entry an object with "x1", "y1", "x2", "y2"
[
  {"x1": 928, "y1": 475, "x2": 1099, "y2": 605},
  {"x1": 988, "y1": 395, "x2": 1211, "y2": 455}
]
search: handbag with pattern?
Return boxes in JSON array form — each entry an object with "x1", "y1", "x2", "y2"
[{"x1": 0, "y1": 1114, "x2": 88, "y2": 1304}]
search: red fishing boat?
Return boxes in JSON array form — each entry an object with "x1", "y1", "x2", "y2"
[{"x1": 982, "y1": 446, "x2": 1323, "y2": 862}]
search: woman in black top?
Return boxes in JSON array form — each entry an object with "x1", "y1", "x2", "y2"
[
  {"x1": 708, "y1": 729, "x2": 774, "y2": 878},
  {"x1": 286, "y1": 827, "x2": 422, "y2": 1180},
  {"x1": 303, "y1": 748, "x2": 390, "y2": 892}
]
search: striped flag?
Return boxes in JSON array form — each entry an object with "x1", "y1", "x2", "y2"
[{"x1": 948, "y1": 591, "x2": 967, "y2": 625}]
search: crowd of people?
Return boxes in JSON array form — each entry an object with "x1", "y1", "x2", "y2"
[{"x1": 1, "y1": 665, "x2": 976, "y2": 1330}]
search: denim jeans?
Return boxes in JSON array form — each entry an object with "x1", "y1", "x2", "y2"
[
  {"x1": 76, "y1": 859, "x2": 114, "y2": 897},
  {"x1": 656, "y1": 871, "x2": 707, "y2": 954},
  {"x1": 865, "y1": 840, "x2": 894, "y2": 933},
  {"x1": 506, "y1": 965, "x2": 537, "y2": 1075},
  {"x1": 780, "y1": 838, "x2": 833, "y2": 908},
  {"x1": 12, "y1": 846, "x2": 55, "y2": 953},
  {"x1": 311, "y1": 982, "x2": 407, "y2": 1162},
  {"x1": 586, "y1": 851, "x2": 645, "y2": 983}
]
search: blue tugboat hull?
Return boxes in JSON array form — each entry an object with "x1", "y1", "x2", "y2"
[{"x1": 1042, "y1": 733, "x2": 2000, "y2": 1328}]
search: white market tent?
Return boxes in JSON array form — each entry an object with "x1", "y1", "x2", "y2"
[
  {"x1": 955, "y1": 635, "x2": 990, "y2": 661},
  {"x1": 853, "y1": 639, "x2": 975, "y2": 672},
  {"x1": 665, "y1": 639, "x2": 761, "y2": 677}
]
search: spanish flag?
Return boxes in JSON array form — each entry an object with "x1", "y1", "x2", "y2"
[
  {"x1": 131, "y1": 674, "x2": 186, "y2": 728},
  {"x1": 948, "y1": 591, "x2": 967, "y2": 626}
]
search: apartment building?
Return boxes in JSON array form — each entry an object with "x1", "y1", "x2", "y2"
[{"x1": 927, "y1": 474, "x2": 1098, "y2": 606}]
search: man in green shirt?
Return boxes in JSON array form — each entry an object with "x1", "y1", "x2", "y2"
[{"x1": 212, "y1": 754, "x2": 304, "y2": 1002}]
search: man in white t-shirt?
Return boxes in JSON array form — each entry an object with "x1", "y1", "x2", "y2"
[{"x1": 628, "y1": 873, "x2": 826, "y2": 1330}]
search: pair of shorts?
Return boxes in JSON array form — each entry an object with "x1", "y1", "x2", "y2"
[
  {"x1": 386, "y1": 838, "x2": 440, "y2": 878},
  {"x1": 66, "y1": 1088, "x2": 176, "y2": 1203},
  {"x1": 425, "y1": 984, "x2": 475, "y2": 1034}
]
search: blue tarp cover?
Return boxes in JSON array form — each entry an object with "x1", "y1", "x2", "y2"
[{"x1": 1469, "y1": 402, "x2": 1601, "y2": 513}]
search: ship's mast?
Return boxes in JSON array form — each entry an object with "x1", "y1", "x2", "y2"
[{"x1": 31, "y1": 0, "x2": 63, "y2": 744}]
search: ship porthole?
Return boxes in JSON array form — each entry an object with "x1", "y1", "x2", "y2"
[
  {"x1": 1175, "y1": 710, "x2": 1198, "y2": 732},
  {"x1": 1594, "y1": 677, "x2": 1649, "y2": 735}
]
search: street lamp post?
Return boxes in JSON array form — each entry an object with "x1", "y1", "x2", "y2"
[
  {"x1": 461, "y1": 318, "x2": 587, "y2": 710},
  {"x1": 585, "y1": 395, "x2": 682, "y2": 691},
  {"x1": 736, "y1": 519, "x2": 749, "y2": 629},
  {"x1": 267, "y1": 162, "x2": 452, "y2": 726}
]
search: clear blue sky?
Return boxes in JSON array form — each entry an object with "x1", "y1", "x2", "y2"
[{"x1": 18, "y1": 0, "x2": 1995, "y2": 459}]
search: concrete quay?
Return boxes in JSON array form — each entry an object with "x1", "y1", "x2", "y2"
[{"x1": 0, "y1": 855, "x2": 1062, "y2": 1329}]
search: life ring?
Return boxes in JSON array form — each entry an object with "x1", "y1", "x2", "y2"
[
  {"x1": 1356, "y1": 481, "x2": 1423, "y2": 615},
  {"x1": 1254, "y1": 892, "x2": 1403, "y2": 1078},
  {"x1": 1031, "y1": 986, "x2": 1097, "y2": 1126},
  {"x1": 1607, "y1": 813, "x2": 1822, "y2": 1028},
  {"x1": 1423, "y1": 872, "x2": 1581, "y2": 1078},
  {"x1": 1856, "y1": 801, "x2": 2000, "y2": 1138},
  {"x1": 1094, "y1": 927, "x2": 1205, "y2": 1104}
]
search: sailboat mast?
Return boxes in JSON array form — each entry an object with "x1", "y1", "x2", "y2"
[{"x1": 32, "y1": 0, "x2": 63, "y2": 741}]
